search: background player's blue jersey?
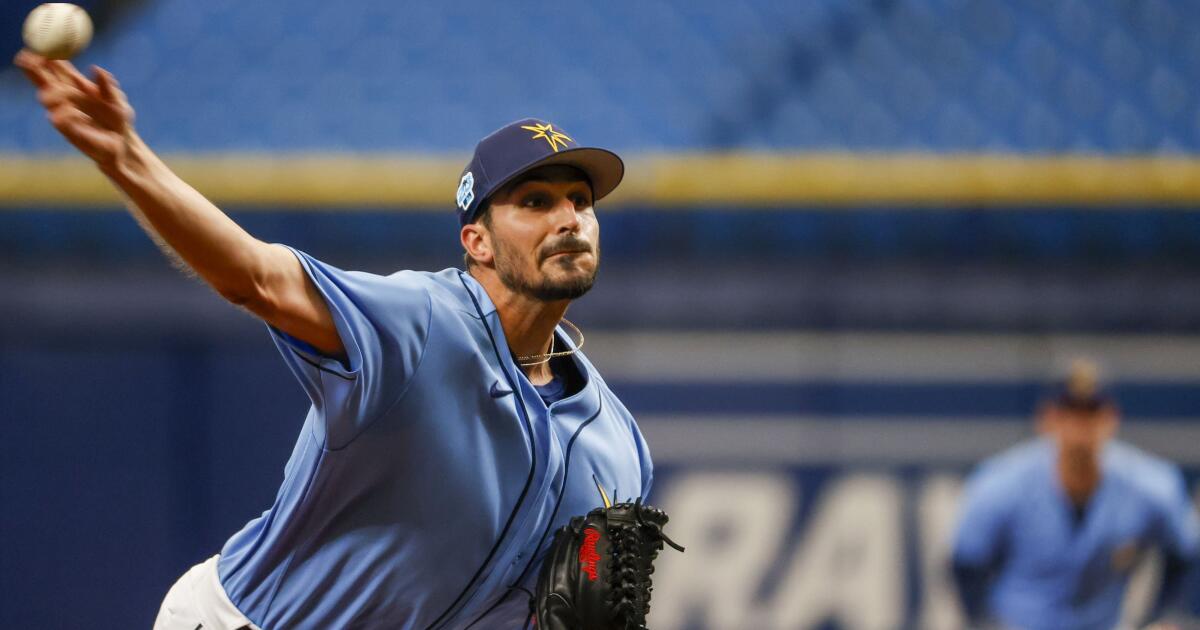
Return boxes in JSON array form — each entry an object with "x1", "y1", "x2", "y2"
[
  {"x1": 215, "y1": 249, "x2": 654, "y2": 629},
  {"x1": 952, "y1": 438, "x2": 1200, "y2": 630}
]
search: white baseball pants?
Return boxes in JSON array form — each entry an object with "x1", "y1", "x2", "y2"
[{"x1": 153, "y1": 555, "x2": 260, "y2": 630}]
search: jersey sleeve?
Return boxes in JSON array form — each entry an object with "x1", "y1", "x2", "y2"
[
  {"x1": 633, "y1": 419, "x2": 655, "y2": 501},
  {"x1": 269, "y1": 247, "x2": 432, "y2": 449},
  {"x1": 952, "y1": 462, "x2": 1013, "y2": 570},
  {"x1": 1156, "y1": 467, "x2": 1200, "y2": 558},
  {"x1": 1146, "y1": 466, "x2": 1200, "y2": 621},
  {"x1": 951, "y1": 462, "x2": 1015, "y2": 623}
]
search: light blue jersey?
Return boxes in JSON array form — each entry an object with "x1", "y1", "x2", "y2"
[
  {"x1": 217, "y1": 249, "x2": 654, "y2": 629},
  {"x1": 952, "y1": 438, "x2": 1199, "y2": 630}
]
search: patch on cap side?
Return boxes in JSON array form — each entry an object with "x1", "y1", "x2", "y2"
[{"x1": 457, "y1": 172, "x2": 475, "y2": 212}]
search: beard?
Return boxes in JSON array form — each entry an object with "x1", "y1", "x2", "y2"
[
  {"x1": 1058, "y1": 441, "x2": 1101, "y2": 471},
  {"x1": 493, "y1": 233, "x2": 599, "y2": 302}
]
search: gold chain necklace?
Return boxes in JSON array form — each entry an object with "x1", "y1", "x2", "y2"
[{"x1": 516, "y1": 318, "x2": 585, "y2": 367}]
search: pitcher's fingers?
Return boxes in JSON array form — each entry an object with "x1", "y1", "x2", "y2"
[
  {"x1": 49, "y1": 59, "x2": 101, "y2": 98},
  {"x1": 37, "y1": 84, "x2": 79, "y2": 109},
  {"x1": 47, "y1": 104, "x2": 93, "y2": 129},
  {"x1": 36, "y1": 82, "x2": 95, "y2": 110},
  {"x1": 14, "y1": 49, "x2": 45, "y2": 72},
  {"x1": 44, "y1": 58, "x2": 73, "y2": 82},
  {"x1": 62, "y1": 86, "x2": 118, "y2": 124},
  {"x1": 44, "y1": 61, "x2": 80, "y2": 95},
  {"x1": 94, "y1": 66, "x2": 120, "y2": 100},
  {"x1": 56, "y1": 115, "x2": 116, "y2": 156},
  {"x1": 15, "y1": 50, "x2": 54, "y2": 89}
]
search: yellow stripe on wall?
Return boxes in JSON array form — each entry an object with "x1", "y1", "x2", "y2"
[{"x1": 3, "y1": 153, "x2": 1200, "y2": 209}]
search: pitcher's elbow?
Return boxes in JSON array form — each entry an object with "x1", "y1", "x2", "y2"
[{"x1": 216, "y1": 278, "x2": 271, "y2": 313}]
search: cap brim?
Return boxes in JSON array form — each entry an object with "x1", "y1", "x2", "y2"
[{"x1": 490, "y1": 146, "x2": 625, "y2": 204}]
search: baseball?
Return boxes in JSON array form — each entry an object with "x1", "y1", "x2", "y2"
[{"x1": 22, "y1": 3, "x2": 93, "y2": 60}]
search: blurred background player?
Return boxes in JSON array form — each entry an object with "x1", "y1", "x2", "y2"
[{"x1": 951, "y1": 359, "x2": 1200, "y2": 630}]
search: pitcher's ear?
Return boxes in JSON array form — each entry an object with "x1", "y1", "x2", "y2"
[{"x1": 461, "y1": 224, "x2": 493, "y2": 266}]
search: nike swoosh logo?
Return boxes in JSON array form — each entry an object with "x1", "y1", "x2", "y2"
[{"x1": 489, "y1": 379, "x2": 513, "y2": 398}]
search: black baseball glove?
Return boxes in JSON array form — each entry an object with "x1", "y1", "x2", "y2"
[{"x1": 534, "y1": 498, "x2": 684, "y2": 630}]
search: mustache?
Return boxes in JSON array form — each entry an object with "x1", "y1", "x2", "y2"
[{"x1": 539, "y1": 236, "x2": 593, "y2": 261}]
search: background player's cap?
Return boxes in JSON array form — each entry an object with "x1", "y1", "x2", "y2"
[
  {"x1": 1048, "y1": 358, "x2": 1115, "y2": 413},
  {"x1": 456, "y1": 118, "x2": 625, "y2": 225}
]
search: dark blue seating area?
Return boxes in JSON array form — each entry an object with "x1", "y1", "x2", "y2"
[{"x1": 3, "y1": 0, "x2": 1200, "y2": 152}]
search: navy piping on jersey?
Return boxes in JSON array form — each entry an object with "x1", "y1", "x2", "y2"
[
  {"x1": 463, "y1": 399, "x2": 606, "y2": 629},
  {"x1": 423, "y1": 273, "x2": 541, "y2": 630},
  {"x1": 288, "y1": 347, "x2": 356, "y2": 381}
]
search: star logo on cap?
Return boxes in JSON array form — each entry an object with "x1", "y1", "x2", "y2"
[{"x1": 521, "y1": 123, "x2": 574, "y2": 152}]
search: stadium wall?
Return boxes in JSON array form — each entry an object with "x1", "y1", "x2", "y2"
[{"x1": 4, "y1": 322, "x2": 1200, "y2": 628}]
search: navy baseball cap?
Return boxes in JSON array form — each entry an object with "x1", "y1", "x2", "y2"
[
  {"x1": 455, "y1": 118, "x2": 625, "y2": 225},
  {"x1": 1048, "y1": 359, "x2": 1115, "y2": 413}
]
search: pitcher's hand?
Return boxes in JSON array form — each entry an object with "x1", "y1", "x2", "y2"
[{"x1": 15, "y1": 50, "x2": 135, "y2": 173}]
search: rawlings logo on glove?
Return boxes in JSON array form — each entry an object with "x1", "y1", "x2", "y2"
[
  {"x1": 580, "y1": 528, "x2": 602, "y2": 581},
  {"x1": 535, "y1": 498, "x2": 684, "y2": 630}
]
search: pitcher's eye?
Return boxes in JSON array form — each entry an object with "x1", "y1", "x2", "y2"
[{"x1": 522, "y1": 193, "x2": 549, "y2": 208}]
